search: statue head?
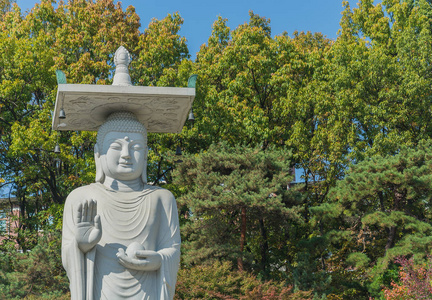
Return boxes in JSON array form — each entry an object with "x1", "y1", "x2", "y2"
[
  {"x1": 114, "y1": 46, "x2": 132, "y2": 67},
  {"x1": 95, "y1": 111, "x2": 148, "y2": 184}
]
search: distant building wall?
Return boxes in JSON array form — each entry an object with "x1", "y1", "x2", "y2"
[{"x1": 0, "y1": 197, "x2": 20, "y2": 244}]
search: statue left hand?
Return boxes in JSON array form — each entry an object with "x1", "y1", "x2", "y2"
[{"x1": 116, "y1": 248, "x2": 162, "y2": 271}]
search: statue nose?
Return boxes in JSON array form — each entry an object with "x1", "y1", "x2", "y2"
[{"x1": 121, "y1": 147, "x2": 131, "y2": 159}]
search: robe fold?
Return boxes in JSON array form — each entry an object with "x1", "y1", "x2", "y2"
[{"x1": 62, "y1": 183, "x2": 181, "y2": 300}]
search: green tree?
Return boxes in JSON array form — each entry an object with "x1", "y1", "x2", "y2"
[
  {"x1": 175, "y1": 261, "x2": 312, "y2": 300},
  {"x1": 315, "y1": 141, "x2": 432, "y2": 297},
  {"x1": 185, "y1": 12, "x2": 348, "y2": 296},
  {"x1": 173, "y1": 142, "x2": 301, "y2": 278},
  {"x1": 190, "y1": 13, "x2": 331, "y2": 150},
  {"x1": 327, "y1": 0, "x2": 432, "y2": 161},
  {"x1": 0, "y1": 231, "x2": 68, "y2": 299},
  {"x1": 188, "y1": 12, "x2": 340, "y2": 223},
  {"x1": 131, "y1": 12, "x2": 189, "y2": 87},
  {"x1": 0, "y1": 0, "x2": 13, "y2": 18},
  {"x1": 304, "y1": 1, "x2": 432, "y2": 296}
]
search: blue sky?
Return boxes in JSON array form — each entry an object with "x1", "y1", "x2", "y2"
[{"x1": 15, "y1": 0, "x2": 359, "y2": 59}]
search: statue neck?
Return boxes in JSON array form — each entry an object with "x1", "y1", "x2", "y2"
[{"x1": 103, "y1": 176, "x2": 144, "y2": 192}]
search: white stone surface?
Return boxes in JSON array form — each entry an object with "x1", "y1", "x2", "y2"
[
  {"x1": 62, "y1": 112, "x2": 181, "y2": 300},
  {"x1": 53, "y1": 45, "x2": 195, "y2": 133},
  {"x1": 112, "y1": 46, "x2": 132, "y2": 86},
  {"x1": 52, "y1": 84, "x2": 195, "y2": 133}
]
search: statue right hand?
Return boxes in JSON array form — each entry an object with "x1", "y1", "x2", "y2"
[{"x1": 74, "y1": 199, "x2": 102, "y2": 253}]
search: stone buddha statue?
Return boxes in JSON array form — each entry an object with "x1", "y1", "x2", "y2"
[{"x1": 61, "y1": 111, "x2": 181, "y2": 300}]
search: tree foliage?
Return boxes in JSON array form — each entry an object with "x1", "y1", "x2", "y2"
[
  {"x1": 315, "y1": 141, "x2": 432, "y2": 296},
  {"x1": 0, "y1": 231, "x2": 68, "y2": 299},
  {"x1": 173, "y1": 142, "x2": 300, "y2": 278},
  {"x1": 383, "y1": 256, "x2": 432, "y2": 300},
  {"x1": 2, "y1": 0, "x2": 432, "y2": 299},
  {"x1": 175, "y1": 261, "x2": 312, "y2": 300}
]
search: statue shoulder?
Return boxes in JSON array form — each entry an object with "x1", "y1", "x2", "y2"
[
  {"x1": 65, "y1": 184, "x2": 101, "y2": 205},
  {"x1": 146, "y1": 186, "x2": 176, "y2": 205}
]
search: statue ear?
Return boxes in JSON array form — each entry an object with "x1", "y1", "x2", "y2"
[
  {"x1": 141, "y1": 147, "x2": 148, "y2": 184},
  {"x1": 141, "y1": 169, "x2": 147, "y2": 185},
  {"x1": 94, "y1": 144, "x2": 104, "y2": 183}
]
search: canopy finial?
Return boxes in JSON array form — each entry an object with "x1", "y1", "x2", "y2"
[{"x1": 112, "y1": 46, "x2": 132, "y2": 86}]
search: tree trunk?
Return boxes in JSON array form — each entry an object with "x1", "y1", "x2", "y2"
[
  {"x1": 259, "y1": 217, "x2": 269, "y2": 277},
  {"x1": 385, "y1": 188, "x2": 405, "y2": 251},
  {"x1": 238, "y1": 206, "x2": 247, "y2": 271},
  {"x1": 386, "y1": 226, "x2": 396, "y2": 251}
]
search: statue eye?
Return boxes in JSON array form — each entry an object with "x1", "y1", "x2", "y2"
[
  {"x1": 110, "y1": 143, "x2": 122, "y2": 150},
  {"x1": 132, "y1": 144, "x2": 144, "y2": 150}
]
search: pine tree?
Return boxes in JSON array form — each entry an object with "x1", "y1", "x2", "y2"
[
  {"x1": 173, "y1": 142, "x2": 302, "y2": 278},
  {"x1": 315, "y1": 140, "x2": 432, "y2": 296}
]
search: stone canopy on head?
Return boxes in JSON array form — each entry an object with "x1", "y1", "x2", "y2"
[
  {"x1": 52, "y1": 45, "x2": 195, "y2": 134},
  {"x1": 96, "y1": 111, "x2": 148, "y2": 148}
]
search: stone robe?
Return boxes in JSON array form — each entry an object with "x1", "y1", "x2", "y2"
[{"x1": 62, "y1": 183, "x2": 181, "y2": 300}]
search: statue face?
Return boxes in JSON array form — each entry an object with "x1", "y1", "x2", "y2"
[
  {"x1": 100, "y1": 131, "x2": 146, "y2": 181},
  {"x1": 117, "y1": 51, "x2": 130, "y2": 65}
]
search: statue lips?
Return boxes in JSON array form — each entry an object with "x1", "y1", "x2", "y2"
[{"x1": 119, "y1": 161, "x2": 133, "y2": 168}]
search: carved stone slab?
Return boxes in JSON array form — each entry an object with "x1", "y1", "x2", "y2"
[{"x1": 52, "y1": 84, "x2": 195, "y2": 133}]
